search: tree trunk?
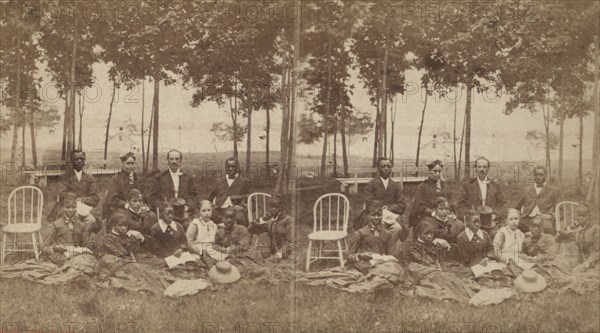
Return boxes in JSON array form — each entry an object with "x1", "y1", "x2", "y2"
[
  {"x1": 558, "y1": 117, "x2": 564, "y2": 186},
  {"x1": 458, "y1": 104, "x2": 467, "y2": 180},
  {"x1": 390, "y1": 96, "x2": 397, "y2": 166},
  {"x1": 29, "y1": 112, "x2": 37, "y2": 167},
  {"x1": 333, "y1": 120, "x2": 337, "y2": 177},
  {"x1": 277, "y1": 45, "x2": 290, "y2": 193},
  {"x1": 415, "y1": 90, "x2": 428, "y2": 166},
  {"x1": 152, "y1": 77, "x2": 160, "y2": 172},
  {"x1": 381, "y1": 44, "x2": 388, "y2": 158},
  {"x1": 340, "y1": 86, "x2": 349, "y2": 178},
  {"x1": 11, "y1": 125, "x2": 19, "y2": 164},
  {"x1": 246, "y1": 108, "x2": 252, "y2": 175},
  {"x1": 231, "y1": 91, "x2": 239, "y2": 161},
  {"x1": 141, "y1": 79, "x2": 146, "y2": 173},
  {"x1": 579, "y1": 115, "x2": 583, "y2": 185},
  {"x1": 78, "y1": 92, "x2": 84, "y2": 150},
  {"x1": 265, "y1": 108, "x2": 271, "y2": 180},
  {"x1": 372, "y1": 58, "x2": 381, "y2": 167},
  {"x1": 463, "y1": 82, "x2": 472, "y2": 180},
  {"x1": 453, "y1": 96, "x2": 458, "y2": 180},
  {"x1": 544, "y1": 108, "x2": 551, "y2": 179},
  {"x1": 67, "y1": 24, "x2": 77, "y2": 175},
  {"x1": 21, "y1": 122, "x2": 26, "y2": 169},
  {"x1": 146, "y1": 95, "x2": 154, "y2": 173},
  {"x1": 586, "y1": 40, "x2": 600, "y2": 204},
  {"x1": 104, "y1": 82, "x2": 116, "y2": 159},
  {"x1": 320, "y1": 41, "x2": 332, "y2": 180},
  {"x1": 61, "y1": 93, "x2": 68, "y2": 160}
]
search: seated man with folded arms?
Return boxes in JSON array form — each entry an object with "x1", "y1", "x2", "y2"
[
  {"x1": 522, "y1": 215, "x2": 557, "y2": 262},
  {"x1": 515, "y1": 165, "x2": 560, "y2": 234},
  {"x1": 347, "y1": 200, "x2": 398, "y2": 272},
  {"x1": 214, "y1": 207, "x2": 250, "y2": 257}
]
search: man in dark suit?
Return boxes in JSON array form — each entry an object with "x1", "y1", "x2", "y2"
[
  {"x1": 516, "y1": 165, "x2": 560, "y2": 234},
  {"x1": 455, "y1": 157, "x2": 507, "y2": 222},
  {"x1": 149, "y1": 149, "x2": 199, "y2": 221},
  {"x1": 208, "y1": 157, "x2": 250, "y2": 226},
  {"x1": 47, "y1": 150, "x2": 99, "y2": 225},
  {"x1": 354, "y1": 157, "x2": 406, "y2": 230}
]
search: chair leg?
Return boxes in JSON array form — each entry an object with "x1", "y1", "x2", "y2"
[
  {"x1": 319, "y1": 241, "x2": 323, "y2": 258},
  {"x1": 344, "y1": 239, "x2": 349, "y2": 252},
  {"x1": 32, "y1": 232, "x2": 40, "y2": 261},
  {"x1": 337, "y1": 240, "x2": 345, "y2": 268},
  {"x1": 1, "y1": 233, "x2": 6, "y2": 265},
  {"x1": 306, "y1": 240, "x2": 312, "y2": 272}
]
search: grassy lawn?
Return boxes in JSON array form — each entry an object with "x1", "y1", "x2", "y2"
[{"x1": 1, "y1": 165, "x2": 599, "y2": 332}]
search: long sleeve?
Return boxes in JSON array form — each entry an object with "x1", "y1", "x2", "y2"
[
  {"x1": 484, "y1": 233, "x2": 496, "y2": 259},
  {"x1": 186, "y1": 223, "x2": 199, "y2": 247},
  {"x1": 494, "y1": 185, "x2": 507, "y2": 218},
  {"x1": 80, "y1": 174, "x2": 99, "y2": 207},
  {"x1": 347, "y1": 231, "x2": 363, "y2": 263},
  {"x1": 184, "y1": 175, "x2": 199, "y2": 210},
  {"x1": 493, "y1": 229, "x2": 506, "y2": 258}
]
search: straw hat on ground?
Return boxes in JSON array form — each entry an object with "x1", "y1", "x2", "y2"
[
  {"x1": 208, "y1": 261, "x2": 241, "y2": 284},
  {"x1": 514, "y1": 269, "x2": 547, "y2": 293}
]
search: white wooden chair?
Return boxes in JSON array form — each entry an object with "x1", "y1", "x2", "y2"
[
  {"x1": 247, "y1": 192, "x2": 272, "y2": 246},
  {"x1": 1, "y1": 186, "x2": 44, "y2": 264},
  {"x1": 306, "y1": 193, "x2": 350, "y2": 272},
  {"x1": 555, "y1": 201, "x2": 580, "y2": 261},
  {"x1": 555, "y1": 201, "x2": 579, "y2": 232}
]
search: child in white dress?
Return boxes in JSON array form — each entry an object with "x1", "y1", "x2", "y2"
[
  {"x1": 494, "y1": 208, "x2": 527, "y2": 263},
  {"x1": 186, "y1": 200, "x2": 218, "y2": 255}
]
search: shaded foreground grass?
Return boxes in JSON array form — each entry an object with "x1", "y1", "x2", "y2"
[{"x1": 1, "y1": 278, "x2": 599, "y2": 332}]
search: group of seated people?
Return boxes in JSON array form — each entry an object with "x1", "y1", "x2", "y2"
[
  {"x1": 41, "y1": 149, "x2": 293, "y2": 263},
  {"x1": 346, "y1": 156, "x2": 598, "y2": 272}
]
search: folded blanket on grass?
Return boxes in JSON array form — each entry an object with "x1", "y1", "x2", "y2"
[
  {"x1": 0, "y1": 253, "x2": 96, "y2": 284},
  {"x1": 95, "y1": 254, "x2": 170, "y2": 294}
]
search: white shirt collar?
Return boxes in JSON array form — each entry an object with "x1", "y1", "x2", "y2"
[
  {"x1": 158, "y1": 219, "x2": 178, "y2": 233},
  {"x1": 169, "y1": 168, "x2": 183, "y2": 176},
  {"x1": 465, "y1": 228, "x2": 484, "y2": 241},
  {"x1": 477, "y1": 177, "x2": 489, "y2": 184},
  {"x1": 74, "y1": 169, "x2": 83, "y2": 181},
  {"x1": 226, "y1": 173, "x2": 238, "y2": 186},
  {"x1": 380, "y1": 177, "x2": 390, "y2": 189}
]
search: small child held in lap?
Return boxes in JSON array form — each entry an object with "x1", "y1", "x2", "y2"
[
  {"x1": 149, "y1": 202, "x2": 188, "y2": 258},
  {"x1": 456, "y1": 210, "x2": 495, "y2": 266},
  {"x1": 186, "y1": 200, "x2": 218, "y2": 255},
  {"x1": 100, "y1": 213, "x2": 136, "y2": 262},
  {"x1": 493, "y1": 208, "x2": 527, "y2": 264}
]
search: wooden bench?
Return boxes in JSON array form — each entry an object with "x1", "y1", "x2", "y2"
[
  {"x1": 335, "y1": 165, "x2": 427, "y2": 194},
  {"x1": 23, "y1": 159, "x2": 121, "y2": 186}
]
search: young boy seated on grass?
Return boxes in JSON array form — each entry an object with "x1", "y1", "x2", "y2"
[
  {"x1": 149, "y1": 201, "x2": 188, "y2": 258},
  {"x1": 522, "y1": 215, "x2": 557, "y2": 262},
  {"x1": 248, "y1": 193, "x2": 293, "y2": 259},
  {"x1": 100, "y1": 213, "x2": 137, "y2": 262},
  {"x1": 555, "y1": 203, "x2": 599, "y2": 268},
  {"x1": 347, "y1": 200, "x2": 398, "y2": 272},
  {"x1": 186, "y1": 200, "x2": 218, "y2": 255},
  {"x1": 214, "y1": 207, "x2": 250, "y2": 257},
  {"x1": 456, "y1": 210, "x2": 495, "y2": 267}
]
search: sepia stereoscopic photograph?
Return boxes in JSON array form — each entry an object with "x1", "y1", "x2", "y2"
[{"x1": 0, "y1": 0, "x2": 599, "y2": 332}]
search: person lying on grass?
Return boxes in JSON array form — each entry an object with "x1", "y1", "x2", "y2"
[
  {"x1": 555, "y1": 203, "x2": 599, "y2": 268},
  {"x1": 248, "y1": 193, "x2": 294, "y2": 260},
  {"x1": 214, "y1": 206, "x2": 250, "y2": 257},
  {"x1": 456, "y1": 210, "x2": 496, "y2": 267},
  {"x1": 100, "y1": 213, "x2": 137, "y2": 263},
  {"x1": 493, "y1": 208, "x2": 527, "y2": 264},
  {"x1": 186, "y1": 200, "x2": 218, "y2": 255},
  {"x1": 347, "y1": 200, "x2": 398, "y2": 272},
  {"x1": 149, "y1": 201, "x2": 188, "y2": 258}
]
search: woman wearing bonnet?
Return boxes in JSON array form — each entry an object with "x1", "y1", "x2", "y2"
[{"x1": 102, "y1": 151, "x2": 148, "y2": 220}]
